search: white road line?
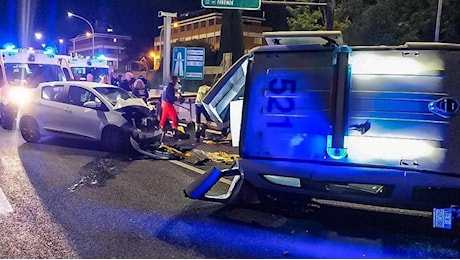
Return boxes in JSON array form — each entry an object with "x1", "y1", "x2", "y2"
[
  {"x1": 0, "y1": 187, "x2": 13, "y2": 216},
  {"x1": 169, "y1": 160, "x2": 232, "y2": 185}
]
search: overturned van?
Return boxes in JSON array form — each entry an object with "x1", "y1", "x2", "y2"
[{"x1": 185, "y1": 31, "x2": 460, "y2": 226}]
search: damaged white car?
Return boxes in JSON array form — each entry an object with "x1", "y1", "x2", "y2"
[{"x1": 17, "y1": 81, "x2": 162, "y2": 153}]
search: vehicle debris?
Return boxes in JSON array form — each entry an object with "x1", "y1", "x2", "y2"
[{"x1": 69, "y1": 157, "x2": 121, "y2": 191}]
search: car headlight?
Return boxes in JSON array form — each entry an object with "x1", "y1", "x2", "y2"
[{"x1": 8, "y1": 87, "x2": 32, "y2": 107}]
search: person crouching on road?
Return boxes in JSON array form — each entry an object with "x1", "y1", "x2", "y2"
[
  {"x1": 159, "y1": 76, "x2": 179, "y2": 136},
  {"x1": 132, "y1": 78, "x2": 149, "y2": 103}
]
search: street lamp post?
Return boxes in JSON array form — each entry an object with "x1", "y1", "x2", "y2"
[
  {"x1": 67, "y1": 12, "x2": 95, "y2": 56},
  {"x1": 434, "y1": 0, "x2": 443, "y2": 42},
  {"x1": 158, "y1": 11, "x2": 177, "y2": 86}
]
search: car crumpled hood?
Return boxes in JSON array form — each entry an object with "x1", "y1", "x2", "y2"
[{"x1": 113, "y1": 97, "x2": 150, "y2": 116}]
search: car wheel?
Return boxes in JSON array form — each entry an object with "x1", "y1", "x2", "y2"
[
  {"x1": 19, "y1": 117, "x2": 41, "y2": 143},
  {"x1": 102, "y1": 126, "x2": 128, "y2": 153},
  {"x1": 1, "y1": 106, "x2": 14, "y2": 130}
]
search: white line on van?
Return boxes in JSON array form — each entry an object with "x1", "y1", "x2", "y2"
[{"x1": 0, "y1": 187, "x2": 13, "y2": 216}]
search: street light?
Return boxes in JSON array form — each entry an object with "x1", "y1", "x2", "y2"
[
  {"x1": 34, "y1": 32, "x2": 43, "y2": 40},
  {"x1": 67, "y1": 11, "x2": 95, "y2": 56},
  {"x1": 34, "y1": 32, "x2": 45, "y2": 49}
]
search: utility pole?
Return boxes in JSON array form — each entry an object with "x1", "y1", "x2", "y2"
[{"x1": 158, "y1": 11, "x2": 177, "y2": 86}]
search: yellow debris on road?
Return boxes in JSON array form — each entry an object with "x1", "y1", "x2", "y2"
[{"x1": 158, "y1": 144, "x2": 239, "y2": 165}]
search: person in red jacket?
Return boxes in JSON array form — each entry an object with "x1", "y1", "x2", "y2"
[{"x1": 159, "y1": 76, "x2": 179, "y2": 136}]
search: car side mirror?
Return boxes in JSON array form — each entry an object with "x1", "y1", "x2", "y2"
[{"x1": 83, "y1": 101, "x2": 101, "y2": 108}]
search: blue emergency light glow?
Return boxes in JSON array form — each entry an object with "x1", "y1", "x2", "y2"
[
  {"x1": 68, "y1": 200, "x2": 406, "y2": 258},
  {"x1": 43, "y1": 46, "x2": 56, "y2": 56},
  {"x1": 96, "y1": 54, "x2": 107, "y2": 60},
  {"x1": 241, "y1": 68, "x2": 332, "y2": 161},
  {"x1": 3, "y1": 43, "x2": 17, "y2": 52}
]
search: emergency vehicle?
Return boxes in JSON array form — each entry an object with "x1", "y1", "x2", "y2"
[
  {"x1": 0, "y1": 46, "x2": 73, "y2": 129},
  {"x1": 185, "y1": 31, "x2": 460, "y2": 230},
  {"x1": 61, "y1": 55, "x2": 110, "y2": 82}
]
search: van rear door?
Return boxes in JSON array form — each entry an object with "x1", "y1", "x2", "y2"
[{"x1": 201, "y1": 55, "x2": 249, "y2": 130}]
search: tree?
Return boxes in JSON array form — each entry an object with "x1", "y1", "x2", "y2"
[
  {"x1": 286, "y1": 0, "x2": 460, "y2": 45},
  {"x1": 218, "y1": 10, "x2": 244, "y2": 64},
  {"x1": 342, "y1": 0, "x2": 439, "y2": 45},
  {"x1": 286, "y1": 0, "x2": 351, "y2": 32}
]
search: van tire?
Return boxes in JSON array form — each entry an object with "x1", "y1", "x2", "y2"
[{"x1": 19, "y1": 117, "x2": 41, "y2": 143}]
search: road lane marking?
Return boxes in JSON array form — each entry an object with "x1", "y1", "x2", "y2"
[
  {"x1": 0, "y1": 187, "x2": 13, "y2": 216},
  {"x1": 169, "y1": 160, "x2": 232, "y2": 185}
]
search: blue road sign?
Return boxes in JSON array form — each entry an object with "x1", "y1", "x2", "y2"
[
  {"x1": 173, "y1": 47, "x2": 186, "y2": 78},
  {"x1": 173, "y1": 47, "x2": 205, "y2": 80}
]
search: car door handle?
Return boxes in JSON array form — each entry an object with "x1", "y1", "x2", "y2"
[{"x1": 64, "y1": 107, "x2": 71, "y2": 113}]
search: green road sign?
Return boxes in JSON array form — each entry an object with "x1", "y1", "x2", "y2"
[{"x1": 201, "y1": 0, "x2": 261, "y2": 10}]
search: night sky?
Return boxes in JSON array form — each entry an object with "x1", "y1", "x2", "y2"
[{"x1": 0, "y1": 0, "x2": 288, "y2": 50}]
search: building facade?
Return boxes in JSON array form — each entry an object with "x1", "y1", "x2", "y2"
[
  {"x1": 153, "y1": 11, "x2": 272, "y2": 68},
  {"x1": 68, "y1": 33, "x2": 132, "y2": 72}
]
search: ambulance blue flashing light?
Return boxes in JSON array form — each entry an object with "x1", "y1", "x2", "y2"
[
  {"x1": 3, "y1": 43, "x2": 18, "y2": 53},
  {"x1": 43, "y1": 47, "x2": 56, "y2": 56},
  {"x1": 96, "y1": 54, "x2": 107, "y2": 60}
]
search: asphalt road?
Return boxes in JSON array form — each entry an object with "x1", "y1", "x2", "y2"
[{"x1": 1, "y1": 128, "x2": 460, "y2": 258}]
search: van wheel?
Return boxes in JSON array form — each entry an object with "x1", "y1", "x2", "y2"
[
  {"x1": 19, "y1": 117, "x2": 41, "y2": 142},
  {"x1": 102, "y1": 126, "x2": 128, "y2": 153},
  {"x1": 1, "y1": 106, "x2": 14, "y2": 130}
]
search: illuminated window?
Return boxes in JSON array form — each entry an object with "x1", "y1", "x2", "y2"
[{"x1": 254, "y1": 37, "x2": 262, "y2": 45}]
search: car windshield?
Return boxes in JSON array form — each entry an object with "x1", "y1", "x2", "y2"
[
  {"x1": 94, "y1": 86, "x2": 134, "y2": 106},
  {"x1": 72, "y1": 67, "x2": 109, "y2": 81},
  {"x1": 5, "y1": 63, "x2": 64, "y2": 88}
]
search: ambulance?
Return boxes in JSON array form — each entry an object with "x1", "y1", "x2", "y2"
[
  {"x1": 62, "y1": 55, "x2": 110, "y2": 82},
  {"x1": 0, "y1": 46, "x2": 73, "y2": 129},
  {"x1": 185, "y1": 31, "x2": 460, "y2": 230}
]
